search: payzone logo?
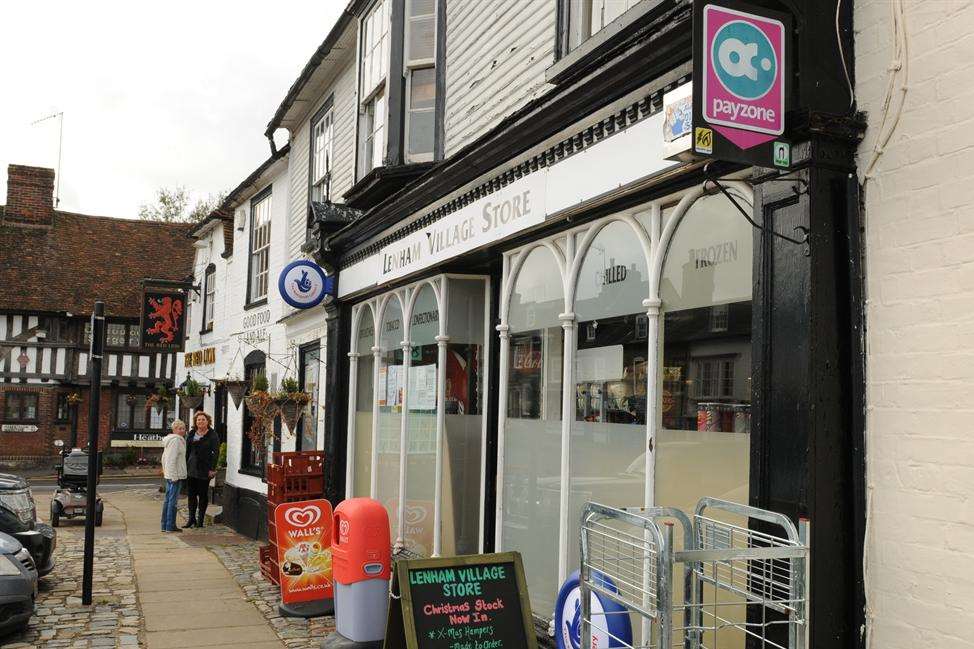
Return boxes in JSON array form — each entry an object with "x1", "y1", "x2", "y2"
[{"x1": 712, "y1": 19, "x2": 777, "y2": 100}]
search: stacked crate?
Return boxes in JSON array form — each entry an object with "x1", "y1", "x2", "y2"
[{"x1": 258, "y1": 450, "x2": 325, "y2": 585}]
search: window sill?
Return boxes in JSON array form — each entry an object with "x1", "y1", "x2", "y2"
[
  {"x1": 199, "y1": 326, "x2": 214, "y2": 336},
  {"x1": 244, "y1": 298, "x2": 268, "y2": 311},
  {"x1": 546, "y1": 0, "x2": 672, "y2": 86}
]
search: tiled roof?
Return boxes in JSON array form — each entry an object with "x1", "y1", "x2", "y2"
[{"x1": 0, "y1": 209, "x2": 194, "y2": 319}]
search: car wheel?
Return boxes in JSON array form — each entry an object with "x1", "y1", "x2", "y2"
[
  {"x1": 94, "y1": 509, "x2": 103, "y2": 527},
  {"x1": 50, "y1": 502, "x2": 60, "y2": 527}
]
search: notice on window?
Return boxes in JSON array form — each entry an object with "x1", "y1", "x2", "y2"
[
  {"x1": 386, "y1": 366, "x2": 404, "y2": 407},
  {"x1": 409, "y1": 364, "x2": 437, "y2": 411}
]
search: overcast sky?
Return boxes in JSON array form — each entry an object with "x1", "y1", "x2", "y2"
[{"x1": 0, "y1": 1, "x2": 345, "y2": 218}]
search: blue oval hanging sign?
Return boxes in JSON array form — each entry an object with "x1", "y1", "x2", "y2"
[{"x1": 278, "y1": 260, "x2": 329, "y2": 309}]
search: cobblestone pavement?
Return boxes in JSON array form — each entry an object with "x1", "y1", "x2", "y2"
[
  {"x1": 2, "y1": 498, "x2": 143, "y2": 648},
  {"x1": 208, "y1": 540, "x2": 336, "y2": 649}
]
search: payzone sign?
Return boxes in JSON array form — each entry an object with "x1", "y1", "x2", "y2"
[{"x1": 694, "y1": 1, "x2": 790, "y2": 162}]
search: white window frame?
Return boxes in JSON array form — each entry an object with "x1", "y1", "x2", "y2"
[
  {"x1": 203, "y1": 266, "x2": 216, "y2": 332},
  {"x1": 404, "y1": 0, "x2": 436, "y2": 163},
  {"x1": 345, "y1": 274, "x2": 491, "y2": 557},
  {"x1": 567, "y1": 0, "x2": 645, "y2": 52},
  {"x1": 248, "y1": 190, "x2": 272, "y2": 303},
  {"x1": 361, "y1": 90, "x2": 387, "y2": 175},
  {"x1": 494, "y1": 180, "x2": 753, "y2": 606},
  {"x1": 311, "y1": 109, "x2": 334, "y2": 202}
]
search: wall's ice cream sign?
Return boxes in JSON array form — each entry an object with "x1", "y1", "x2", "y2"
[{"x1": 700, "y1": 3, "x2": 786, "y2": 150}]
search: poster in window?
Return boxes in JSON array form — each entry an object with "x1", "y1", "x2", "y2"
[{"x1": 140, "y1": 288, "x2": 187, "y2": 352}]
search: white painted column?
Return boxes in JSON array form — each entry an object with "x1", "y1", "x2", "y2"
[
  {"x1": 557, "y1": 311, "x2": 576, "y2": 589},
  {"x1": 369, "y1": 345, "x2": 382, "y2": 499},
  {"x1": 494, "y1": 324, "x2": 511, "y2": 551},
  {"x1": 432, "y1": 333, "x2": 449, "y2": 556},
  {"x1": 641, "y1": 296, "x2": 661, "y2": 645},
  {"x1": 345, "y1": 352, "x2": 360, "y2": 500},
  {"x1": 396, "y1": 340, "x2": 412, "y2": 552}
]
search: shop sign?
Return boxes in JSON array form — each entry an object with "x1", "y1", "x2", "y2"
[
  {"x1": 383, "y1": 552, "x2": 537, "y2": 649},
  {"x1": 277, "y1": 260, "x2": 332, "y2": 309},
  {"x1": 692, "y1": 0, "x2": 792, "y2": 168},
  {"x1": 378, "y1": 172, "x2": 546, "y2": 284},
  {"x1": 140, "y1": 287, "x2": 187, "y2": 352},
  {"x1": 273, "y1": 499, "x2": 334, "y2": 607},
  {"x1": 184, "y1": 347, "x2": 216, "y2": 368},
  {"x1": 2, "y1": 424, "x2": 38, "y2": 433},
  {"x1": 111, "y1": 431, "x2": 165, "y2": 443}
]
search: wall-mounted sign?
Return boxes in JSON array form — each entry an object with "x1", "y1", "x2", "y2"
[
  {"x1": 184, "y1": 347, "x2": 216, "y2": 368},
  {"x1": 141, "y1": 288, "x2": 187, "y2": 352},
  {"x1": 378, "y1": 172, "x2": 547, "y2": 284},
  {"x1": 240, "y1": 309, "x2": 271, "y2": 345},
  {"x1": 278, "y1": 260, "x2": 331, "y2": 309},
  {"x1": 2, "y1": 424, "x2": 38, "y2": 433},
  {"x1": 692, "y1": 0, "x2": 792, "y2": 168}
]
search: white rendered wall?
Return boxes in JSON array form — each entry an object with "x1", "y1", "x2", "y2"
[{"x1": 858, "y1": 1, "x2": 974, "y2": 647}]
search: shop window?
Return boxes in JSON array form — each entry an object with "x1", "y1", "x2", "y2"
[
  {"x1": 352, "y1": 307, "x2": 376, "y2": 498},
  {"x1": 376, "y1": 295, "x2": 405, "y2": 540},
  {"x1": 403, "y1": 284, "x2": 439, "y2": 555},
  {"x1": 4, "y1": 393, "x2": 38, "y2": 422},
  {"x1": 568, "y1": 219, "x2": 651, "y2": 575},
  {"x1": 106, "y1": 323, "x2": 127, "y2": 348},
  {"x1": 115, "y1": 393, "x2": 152, "y2": 431},
  {"x1": 202, "y1": 265, "x2": 216, "y2": 333},
  {"x1": 55, "y1": 393, "x2": 71, "y2": 422},
  {"x1": 298, "y1": 343, "x2": 321, "y2": 452},
  {"x1": 247, "y1": 189, "x2": 272, "y2": 305},
  {"x1": 310, "y1": 103, "x2": 334, "y2": 202},
  {"x1": 658, "y1": 193, "x2": 753, "y2": 515},
  {"x1": 443, "y1": 277, "x2": 486, "y2": 556},
  {"x1": 128, "y1": 323, "x2": 141, "y2": 349},
  {"x1": 502, "y1": 246, "x2": 565, "y2": 617},
  {"x1": 560, "y1": 0, "x2": 645, "y2": 54}
]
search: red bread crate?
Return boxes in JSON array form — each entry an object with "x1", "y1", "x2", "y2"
[
  {"x1": 259, "y1": 545, "x2": 279, "y2": 585},
  {"x1": 267, "y1": 463, "x2": 284, "y2": 486},
  {"x1": 275, "y1": 451, "x2": 324, "y2": 477}
]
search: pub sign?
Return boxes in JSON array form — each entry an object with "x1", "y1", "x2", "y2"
[{"x1": 140, "y1": 288, "x2": 187, "y2": 352}]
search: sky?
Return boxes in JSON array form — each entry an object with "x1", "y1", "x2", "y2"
[{"x1": 0, "y1": 1, "x2": 345, "y2": 218}]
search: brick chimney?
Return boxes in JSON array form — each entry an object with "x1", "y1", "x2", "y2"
[{"x1": 4, "y1": 165, "x2": 55, "y2": 227}]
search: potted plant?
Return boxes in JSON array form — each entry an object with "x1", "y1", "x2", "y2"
[
  {"x1": 214, "y1": 442, "x2": 227, "y2": 488},
  {"x1": 273, "y1": 377, "x2": 311, "y2": 436},
  {"x1": 222, "y1": 376, "x2": 249, "y2": 410},
  {"x1": 177, "y1": 377, "x2": 204, "y2": 410},
  {"x1": 244, "y1": 374, "x2": 277, "y2": 450}
]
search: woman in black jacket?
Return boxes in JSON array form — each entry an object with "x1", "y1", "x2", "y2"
[{"x1": 183, "y1": 411, "x2": 220, "y2": 528}]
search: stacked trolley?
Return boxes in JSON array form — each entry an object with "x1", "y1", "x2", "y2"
[
  {"x1": 579, "y1": 498, "x2": 809, "y2": 649},
  {"x1": 259, "y1": 450, "x2": 325, "y2": 585}
]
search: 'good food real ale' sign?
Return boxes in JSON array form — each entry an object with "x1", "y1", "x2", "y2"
[
  {"x1": 692, "y1": 0, "x2": 792, "y2": 169},
  {"x1": 273, "y1": 499, "x2": 334, "y2": 605}
]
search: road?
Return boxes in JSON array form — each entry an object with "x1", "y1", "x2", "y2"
[{"x1": 28, "y1": 474, "x2": 162, "y2": 491}]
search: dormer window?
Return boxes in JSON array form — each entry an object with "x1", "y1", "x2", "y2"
[{"x1": 562, "y1": 0, "x2": 645, "y2": 53}]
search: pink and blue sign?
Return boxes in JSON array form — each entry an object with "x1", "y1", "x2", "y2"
[{"x1": 701, "y1": 4, "x2": 786, "y2": 150}]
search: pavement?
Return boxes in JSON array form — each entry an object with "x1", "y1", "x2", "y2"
[{"x1": 1, "y1": 487, "x2": 334, "y2": 648}]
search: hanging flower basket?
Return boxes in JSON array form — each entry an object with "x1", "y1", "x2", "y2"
[
  {"x1": 180, "y1": 393, "x2": 204, "y2": 410},
  {"x1": 146, "y1": 386, "x2": 173, "y2": 411},
  {"x1": 274, "y1": 392, "x2": 311, "y2": 436},
  {"x1": 178, "y1": 377, "x2": 205, "y2": 411},
  {"x1": 244, "y1": 390, "x2": 279, "y2": 448},
  {"x1": 125, "y1": 394, "x2": 138, "y2": 406},
  {"x1": 224, "y1": 379, "x2": 249, "y2": 410},
  {"x1": 272, "y1": 378, "x2": 310, "y2": 436},
  {"x1": 66, "y1": 392, "x2": 83, "y2": 406}
]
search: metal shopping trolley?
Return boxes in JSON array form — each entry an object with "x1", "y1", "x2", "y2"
[{"x1": 579, "y1": 498, "x2": 809, "y2": 649}]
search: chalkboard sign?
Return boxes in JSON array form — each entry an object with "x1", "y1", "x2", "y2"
[{"x1": 383, "y1": 552, "x2": 537, "y2": 649}]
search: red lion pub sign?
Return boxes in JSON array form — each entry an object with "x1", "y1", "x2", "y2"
[{"x1": 140, "y1": 287, "x2": 187, "y2": 352}]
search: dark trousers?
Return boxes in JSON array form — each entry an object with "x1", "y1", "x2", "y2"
[{"x1": 186, "y1": 476, "x2": 210, "y2": 523}]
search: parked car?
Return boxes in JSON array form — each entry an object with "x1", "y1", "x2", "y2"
[
  {"x1": 0, "y1": 474, "x2": 55, "y2": 576},
  {"x1": 0, "y1": 531, "x2": 37, "y2": 636}
]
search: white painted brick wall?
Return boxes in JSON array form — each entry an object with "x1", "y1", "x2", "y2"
[{"x1": 858, "y1": 1, "x2": 974, "y2": 646}]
